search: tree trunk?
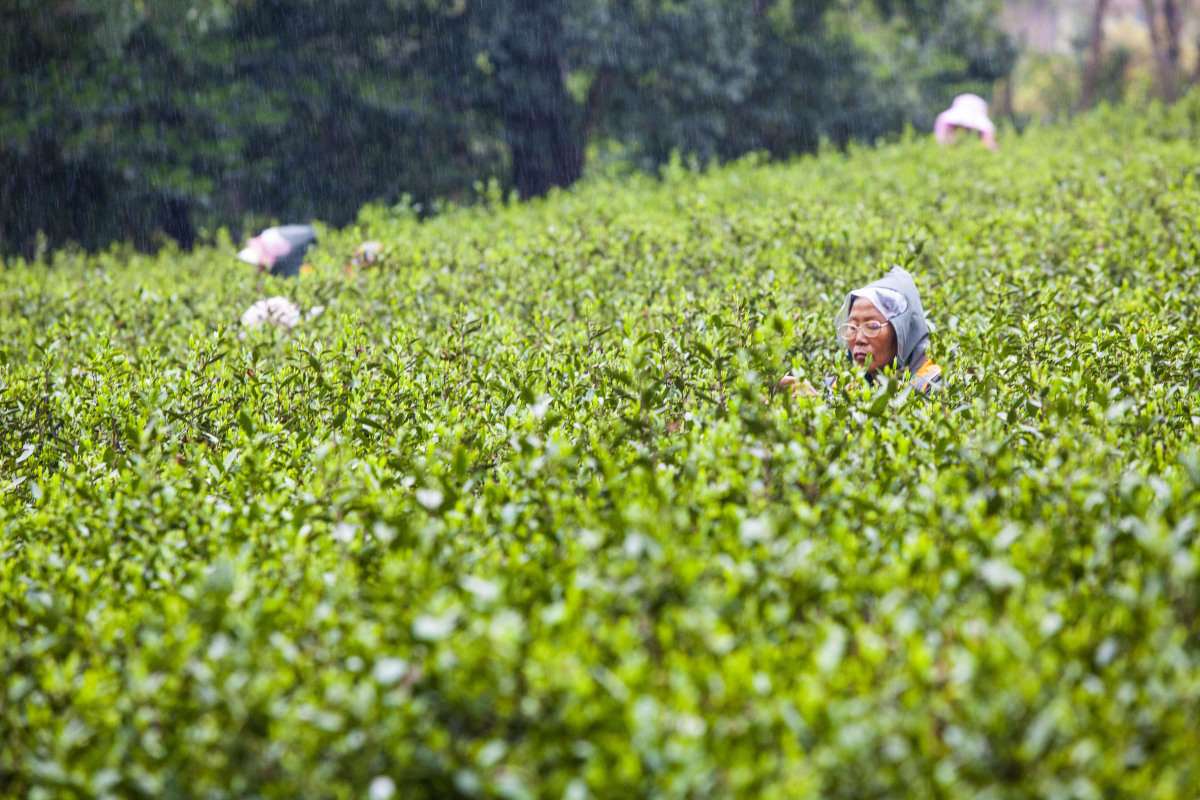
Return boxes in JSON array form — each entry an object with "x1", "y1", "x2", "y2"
[
  {"x1": 583, "y1": 67, "x2": 615, "y2": 144},
  {"x1": 495, "y1": 6, "x2": 585, "y2": 199},
  {"x1": 1079, "y1": 0, "x2": 1110, "y2": 110},
  {"x1": 160, "y1": 197, "x2": 197, "y2": 250},
  {"x1": 1142, "y1": 0, "x2": 1179, "y2": 102},
  {"x1": 501, "y1": 82, "x2": 585, "y2": 199},
  {"x1": 1163, "y1": 0, "x2": 1182, "y2": 102}
]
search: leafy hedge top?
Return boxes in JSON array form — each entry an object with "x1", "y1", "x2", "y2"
[{"x1": 3, "y1": 100, "x2": 1200, "y2": 798}]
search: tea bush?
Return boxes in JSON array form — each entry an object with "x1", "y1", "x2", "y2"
[{"x1": 4, "y1": 100, "x2": 1200, "y2": 799}]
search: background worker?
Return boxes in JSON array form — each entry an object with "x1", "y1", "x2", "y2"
[{"x1": 934, "y1": 93, "x2": 998, "y2": 151}]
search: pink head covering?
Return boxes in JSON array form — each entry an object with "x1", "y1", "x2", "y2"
[
  {"x1": 934, "y1": 94, "x2": 996, "y2": 145},
  {"x1": 236, "y1": 228, "x2": 294, "y2": 268}
]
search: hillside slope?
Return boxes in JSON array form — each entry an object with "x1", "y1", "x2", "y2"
[{"x1": 3, "y1": 101, "x2": 1200, "y2": 798}]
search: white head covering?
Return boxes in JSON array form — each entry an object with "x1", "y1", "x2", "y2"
[
  {"x1": 848, "y1": 286, "x2": 908, "y2": 319},
  {"x1": 240, "y1": 296, "x2": 301, "y2": 330}
]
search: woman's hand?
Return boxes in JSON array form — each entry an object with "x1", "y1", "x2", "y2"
[{"x1": 777, "y1": 376, "x2": 820, "y2": 397}]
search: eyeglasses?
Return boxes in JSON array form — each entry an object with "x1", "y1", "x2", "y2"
[{"x1": 838, "y1": 321, "x2": 891, "y2": 340}]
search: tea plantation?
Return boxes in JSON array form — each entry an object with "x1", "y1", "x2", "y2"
[{"x1": 4, "y1": 101, "x2": 1200, "y2": 799}]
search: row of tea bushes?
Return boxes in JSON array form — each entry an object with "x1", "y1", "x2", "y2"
[{"x1": 3, "y1": 99, "x2": 1200, "y2": 797}]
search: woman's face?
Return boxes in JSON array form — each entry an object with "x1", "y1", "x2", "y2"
[{"x1": 845, "y1": 299, "x2": 898, "y2": 374}]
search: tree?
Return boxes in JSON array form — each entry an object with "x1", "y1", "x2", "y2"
[
  {"x1": 475, "y1": 1, "x2": 583, "y2": 198},
  {"x1": 840, "y1": 0, "x2": 1016, "y2": 136},
  {"x1": 468, "y1": 0, "x2": 759, "y2": 197},
  {"x1": 0, "y1": 0, "x2": 248, "y2": 257},
  {"x1": 1142, "y1": 0, "x2": 1184, "y2": 102},
  {"x1": 0, "y1": 0, "x2": 1016, "y2": 256},
  {"x1": 1080, "y1": 0, "x2": 1111, "y2": 111},
  {"x1": 225, "y1": 0, "x2": 503, "y2": 224}
]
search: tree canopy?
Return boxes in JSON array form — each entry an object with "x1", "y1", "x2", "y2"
[{"x1": 0, "y1": 0, "x2": 1015, "y2": 258}]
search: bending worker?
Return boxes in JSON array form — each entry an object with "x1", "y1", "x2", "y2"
[
  {"x1": 781, "y1": 266, "x2": 943, "y2": 395},
  {"x1": 933, "y1": 93, "x2": 998, "y2": 151}
]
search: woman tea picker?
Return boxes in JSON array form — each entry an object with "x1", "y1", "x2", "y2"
[
  {"x1": 781, "y1": 266, "x2": 943, "y2": 395},
  {"x1": 934, "y1": 93, "x2": 998, "y2": 151}
]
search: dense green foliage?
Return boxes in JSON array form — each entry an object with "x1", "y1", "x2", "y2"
[
  {"x1": 5, "y1": 102, "x2": 1200, "y2": 798},
  {"x1": 0, "y1": 0, "x2": 1013, "y2": 258}
]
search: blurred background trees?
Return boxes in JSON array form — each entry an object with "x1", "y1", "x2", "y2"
[
  {"x1": 1005, "y1": 0, "x2": 1200, "y2": 117},
  {"x1": 13, "y1": 0, "x2": 1169, "y2": 260}
]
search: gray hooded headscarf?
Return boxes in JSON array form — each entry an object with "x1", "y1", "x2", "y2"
[{"x1": 834, "y1": 266, "x2": 931, "y2": 375}]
